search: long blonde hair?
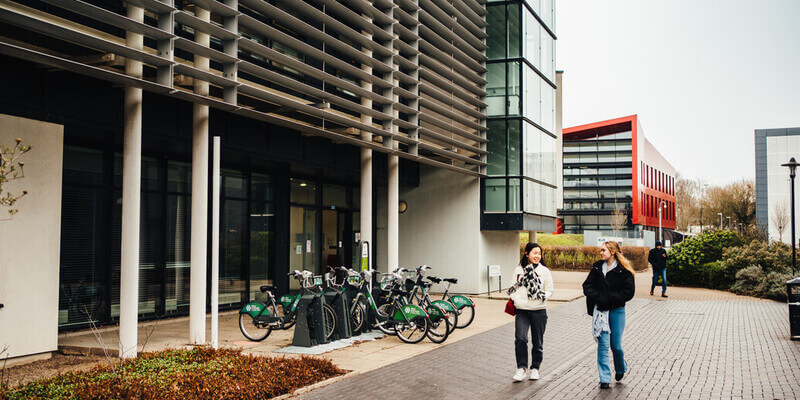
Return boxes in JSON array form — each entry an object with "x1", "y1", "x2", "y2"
[{"x1": 603, "y1": 241, "x2": 635, "y2": 275}]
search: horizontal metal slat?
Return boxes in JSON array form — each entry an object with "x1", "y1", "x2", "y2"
[
  {"x1": 238, "y1": 14, "x2": 393, "y2": 89},
  {"x1": 420, "y1": 0, "x2": 485, "y2": 51},
  {"x1": 419, "y1": 112, "x2": 484, "y2": 143},
  {"x1": 174, "y1": 63, "x2": 238, "y2": 88},
  {"x1": 418, "y1": 24, "x2": 485, "y2": 75},
  {"x1": 174, "y1": 36, "x2": 238, "y2": 64},
  {"x1": 418, "y1": 142, "x2": 484, "y2": 166},
  {"x1": 237, "y1": 38, "x2": 391, "y2": 105},
  {"x1": 239, "y1": 0, "x2": 393, "y2": 73},
  {"x1": 310, "y1": 0, "x2": 393, "y2": 42},
  {"x1": 420, "y1": 98, "x2": 485, "y2": 131},
  {"x1": 0, "y1": 5, "x2": 173, "y2": 67},
  {"x1": 419, "y1": 54, "x2": 487, "y2": 95},
  {"x1": 280, "y1": 0, "x2": 393, "y2": 58},
  {"x1": 237, "y1": 60, "x2": 394, "y2": 122},
  {"x1": 127, "y1": 0, "x2": 175, "y2": 14},
  {"x1": 418, "y1": 82, "x2": 483, "y2": 119},
  {"x1": 418, "y1": 69, "x2": 486, "y2": 108},
  {"x1": 174, "y1": 10, "x2": 238, "y2": 40},
  {"x1": 40, "y1": 0, "x2": 173, "y2": 40},
  {"x1": 190, "y1": 0, "x2": 240, "y2": 17},
  {"x1": 418, "y1": 126, "x2": 485, "y2": 154}
]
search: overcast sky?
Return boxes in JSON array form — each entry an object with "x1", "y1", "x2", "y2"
[{"x1": 556, "y1": 0, "x2": 800, "y2": 186}]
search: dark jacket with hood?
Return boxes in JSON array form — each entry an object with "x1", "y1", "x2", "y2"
[
  {"x1": 648, "y1": 247, "x2": 667, "y2": 271},
  {"x1": 582, "y1": 260, "x2": 635, "y2": 316}
]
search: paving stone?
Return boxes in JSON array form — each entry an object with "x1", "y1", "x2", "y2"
[{"x1": 300, "y1": 295, "x2": 800, "y2": 400}]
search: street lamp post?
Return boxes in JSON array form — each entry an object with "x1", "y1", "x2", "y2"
[
  {"x1": 659, "y1": 200, "x2": 667, "y2": 243},
  {"x1": 727, "y1": 216, "x2": 731, "y2": 230},
  {"x1": 781, "y1": 157, "x2": 800, "y2": 275},
  {"x1": 718, "y1": 212, "x2": 723, "y2": 230}
]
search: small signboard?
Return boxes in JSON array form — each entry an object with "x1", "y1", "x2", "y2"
[
  {"x1": 313, "y1": 276, "x2": 323, "y2": 286},
  {"x1": 361, "y1": 241, "x2": 370, "y2": 271},
  {"x1": 488, "y1": 265, "x2": 501, "y2": 277}
]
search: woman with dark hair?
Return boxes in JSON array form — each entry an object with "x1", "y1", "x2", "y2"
[
  {"x1": 508, "y1": 242, "x2": 554, "y2": 382},
  {"x1": 582, "y1": 241, "x2": 636, "y2": 389}
]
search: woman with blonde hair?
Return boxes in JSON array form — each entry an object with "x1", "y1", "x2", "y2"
[{"x1": 582, "y1": 241, "x2": 635, "y2": 389}]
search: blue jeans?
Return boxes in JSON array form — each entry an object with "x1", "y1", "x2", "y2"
[
  {"x1": 651, "y1": 268, "x2": 667, "y2": 294},
  {"x1": 596, "y1": 307, "x2": 627, "y2": 383}
]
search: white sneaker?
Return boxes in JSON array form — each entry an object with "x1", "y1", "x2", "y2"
[
  {"x1": 512, "y1": 368, "x2": 527, "y2": 382},
  {"x1": 529, "y1": 369, "x2": 539, "y2": 380}
]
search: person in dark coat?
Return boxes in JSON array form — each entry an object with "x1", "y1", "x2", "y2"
[
  {"x1": 648, "y1": 241, "x2": 668, "y2": 297},
  {"x1": 582, "y1": 241, "x2": 636, "y2": 389}
]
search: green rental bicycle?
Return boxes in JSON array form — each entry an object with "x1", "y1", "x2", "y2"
[{"x1": 238, "y1": 270, "x2": 335, "y2": 341}]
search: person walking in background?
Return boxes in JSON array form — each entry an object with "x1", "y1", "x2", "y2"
[
  {"x1": 508, "y1": 242, "x2": 554, "y2": 382},
  {"x1": 648, "y1": 241, "x2": 668, "y2": 297},
  {"x1": 582, "y1": 241, "x2": 635, "y2": 389}
]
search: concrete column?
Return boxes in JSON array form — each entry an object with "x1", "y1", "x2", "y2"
[
  {"x1": 360, "y1": 32, "x2": 373, "y2": 270},
  {"x1": 189, "y1": 7, "x2": 210, "y2": 345},
  {"x1": 387, "y1": 155, "x2": 399, "y2": 271},
  {"x1": 119, "y1": 4, "x2": 144, "y2": 359}
]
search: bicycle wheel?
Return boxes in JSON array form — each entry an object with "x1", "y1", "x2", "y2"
[
  {"x1": 425, "y1": 307, "x2": 450, "y2": 344},
  {"x1": 350, "y1": 300, "x2": 367, "y2": 334},
  {"x1": 375, "y1": 303, "x2": 397, "y2": 335},
  {"x1": 323, "y1": 303, "x2": 336, "y2": 340},
  {"x1": 278, "y1": 304, "x2": 296, "y2": 330},
  {"x1": 395, "y1": 316, "x2": 429, "y2": 344},
  {"x1": 442, "y1": 302, "x2": 458, "y2": 334},
  {"x1": 456, "y1": 304, "x2": 475, "y2": 328},
  {"x1": 239, "y1": 313, "x2": 272, "y2": 341}
]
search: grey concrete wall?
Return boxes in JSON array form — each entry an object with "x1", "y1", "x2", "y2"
[
  {"x1": 397, "y1": 166, "x2": 488, "y2": 294},
  {"x1": 0, "y1": 114, "x2": 63, "y2": 360},
  {"x1": 479, "y1": 230, "x2": 521, "y2": 294}
]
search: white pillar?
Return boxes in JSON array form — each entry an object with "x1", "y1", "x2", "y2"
[
  {"x1": 360, "y1": 43, "x2": 373, "y2": 271},
  {"x1": 211, "y1": 137, "x2": 220, "y2": 349},
  {"x1": 119, "y1": 4, "x2": 144, "y2": 359},
  {"x1": 189, "y1": 6, "x2": 210, "y2": 345},
  {"x1": 387, "y1": 155, "x2": 399, "y2": 271}
]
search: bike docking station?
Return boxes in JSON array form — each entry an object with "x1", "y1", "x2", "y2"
[
  {"x1": 323, "y1": 271, "x2": 353, "y2": 341},
  {"x1": 292, "y1": 275, "x2": 329, "y2": 348}
]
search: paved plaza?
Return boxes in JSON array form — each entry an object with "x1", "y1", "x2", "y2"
[
  {"x1": 300, "y1": 273, "x2": 800, "y2": 400},
  {"x1": 57, "y1": 270, "x2": 800, "y2": 399}
]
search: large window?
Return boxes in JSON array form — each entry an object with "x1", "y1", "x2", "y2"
[{"x1": 58, "y1": 145, "x2": 276, "y2": 330}]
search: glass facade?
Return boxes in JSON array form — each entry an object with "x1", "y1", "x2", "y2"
[
  {"x1": 561, "y1": 132, "x2": 634, "y2": 233},
  {"x1": 484, "y1": 0, "x2": 557, "y2": 219},
  {"x1": 58, "y1": 145, "x2": 276, "y2": 329}
]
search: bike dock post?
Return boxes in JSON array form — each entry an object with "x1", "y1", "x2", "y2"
[
  {"x1": 324, "y1": 288, "x2": 352, "y2": 340},
  {"x1": 292, "y1": 290, "x2": 328, "y2": 347}
]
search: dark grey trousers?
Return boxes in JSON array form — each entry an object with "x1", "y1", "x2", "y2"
[{"x1": 514, "y1": 309, "x2": 548, "y2": 369}]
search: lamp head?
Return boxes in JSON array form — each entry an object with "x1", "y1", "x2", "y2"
[{"x1": 781, "y1": 157, "x2": 800, "y2": 178}]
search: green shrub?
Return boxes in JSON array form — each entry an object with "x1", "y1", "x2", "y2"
[
  {"x1": 666, "y1": 230, "x2": 744, "y2": 286},
  {"x1": 543, "y1": 245, "x2": 649, "y2": 271},
  {"x1": 720, "y1": 240, "x2": 792, "y2": 282},
  {"x1": 729, "y1": 265, "x2": 792, "y2": 301}
]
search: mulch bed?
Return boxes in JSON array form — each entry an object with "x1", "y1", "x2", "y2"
[{"x1": 0, "y1": 348, "x2": 344, "y2": 400}]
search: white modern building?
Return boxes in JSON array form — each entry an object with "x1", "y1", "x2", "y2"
[{"x1": 755, "y1": 127, "x2": 800, "y2": 243}]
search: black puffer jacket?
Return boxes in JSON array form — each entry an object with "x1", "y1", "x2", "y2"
[{"x1": 582, "y1": 260, "x2": 635, "y2": 316}]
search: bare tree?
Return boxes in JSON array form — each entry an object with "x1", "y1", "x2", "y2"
[
  {"x1": 611, "y1": 200, "x2": 628, "y2": 236},
  {"x1": 771, "y1": 201, "x2": 789, "y2": 242},
  {"x1": 0, "y1": 137, "x2": 32, "y2": 219}
]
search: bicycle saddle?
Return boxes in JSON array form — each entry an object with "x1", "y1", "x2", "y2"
[
  {"x1": 260, "y1": 285, "x2": 277, "y2": 292},
  {"x1": 427, "y1": 276, "x2": 442, "y2": 283},
  {"x1": 443, "y1": 278, "x2": 458, "y2": 284}
]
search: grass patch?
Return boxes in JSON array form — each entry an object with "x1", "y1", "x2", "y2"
[
  {"x1": 536, "y1": 233, "x2": 584, "y2": 246},
  {"x1": 0, "y1": 348, "x2": 344, "y2": 400}
]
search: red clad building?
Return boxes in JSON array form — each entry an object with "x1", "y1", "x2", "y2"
[{"x1": 561, "y1": 115, "x2": 676, "y2": 235}]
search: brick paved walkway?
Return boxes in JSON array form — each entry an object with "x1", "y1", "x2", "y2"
[{"x1": 300, "y1": 295, "x2": 799, "y2": 400}]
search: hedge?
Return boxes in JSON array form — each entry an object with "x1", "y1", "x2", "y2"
[{"x1": 543, "y1": 245, "x2": 649, "y2": 271}]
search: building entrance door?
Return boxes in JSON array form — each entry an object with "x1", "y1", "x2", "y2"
[{"x1": 289, "y1": 206, "x2": 316, "y2": 290}]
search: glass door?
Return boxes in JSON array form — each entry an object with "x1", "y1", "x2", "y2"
[{"x1": 289, "y1": 206, "x2": 316, "y2": 289}]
